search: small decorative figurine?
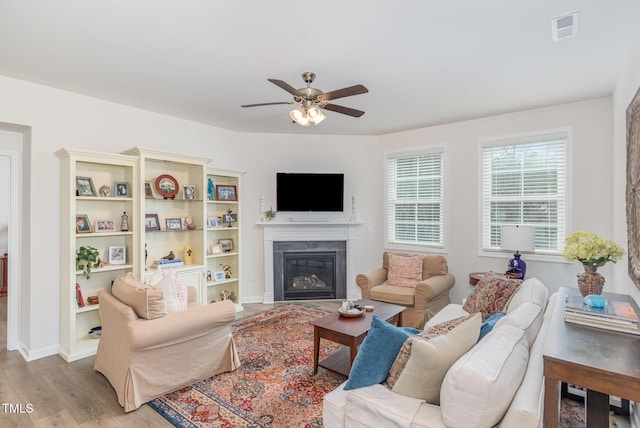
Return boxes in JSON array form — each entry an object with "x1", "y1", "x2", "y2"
[
  {"x1": 99, "y1": 185, "x2": 111, "y2": 197},
  {"x1": 208, "y1": 178, "x2": 215, "y2": 201},
  {"x1": 162, "y1": 251, "x2": 175, "y2": 260},
  {"x1": 220, "y1": 263, "x2": 232, "y2": 278}
]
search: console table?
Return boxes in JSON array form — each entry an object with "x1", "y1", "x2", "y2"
[{"x1": 543, "y1": 287, "x2": 640, "y2": 427}]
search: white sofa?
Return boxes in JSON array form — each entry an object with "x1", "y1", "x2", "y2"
[{"x1": 323, "y1": 277, "x2": 554, "y2": 428}]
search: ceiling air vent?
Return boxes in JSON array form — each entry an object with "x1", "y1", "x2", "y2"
[{"x1": 551, "y1": 11, "x2": 579, "y2": 42}]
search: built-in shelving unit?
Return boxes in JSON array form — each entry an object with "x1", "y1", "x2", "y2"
[
  {"x1": 122, "y1": 147, "x2": 209, "y2": 296},
  {"x1": 205, "y1": 168, "x2": 244, "y2": 311},
  {"x1": 56, "y1": 148, "x2": 139, "y2": 362}
]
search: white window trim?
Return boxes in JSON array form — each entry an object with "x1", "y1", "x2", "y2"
[
  {"x1": 477, "y1": 127, "x2": 573, "y2": 261},
  {"x1": 384, "y1": 144, "x2": 448, "y2": 254}
]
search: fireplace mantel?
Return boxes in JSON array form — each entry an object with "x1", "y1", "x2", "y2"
[{"x1": 258, "y1": 221, "x2": 361, "y2": 303}]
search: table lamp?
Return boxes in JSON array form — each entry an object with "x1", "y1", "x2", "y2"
[{"x1": 500, "y1": 225, "x2": 535, "y2": 280}]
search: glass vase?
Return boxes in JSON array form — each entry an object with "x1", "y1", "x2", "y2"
[{"x1": 577, "y1": 264, "x2": 605, "y2": 297}]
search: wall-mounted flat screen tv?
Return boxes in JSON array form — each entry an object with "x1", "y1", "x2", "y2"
[{"x1": 276, "y1": 172, "x2": 344, "y2": 212}]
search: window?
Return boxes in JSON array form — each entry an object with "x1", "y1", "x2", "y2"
[
  {"x1": 481, "y1": 132, "x2": 568, "y2": 255},
  {"x1": 386, "y1": 148, "x2": 444, "y2": 248}
]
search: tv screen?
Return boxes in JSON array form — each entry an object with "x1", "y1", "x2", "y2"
[{"x1": 277, "y1": 173, "x2": 344, "y2": 212}]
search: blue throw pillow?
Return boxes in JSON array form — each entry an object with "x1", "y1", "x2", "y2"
[
  {"x1": 477, "y1": 312, "x2": 506, "y2": 342},
  {"x1": 343, "y1": 315, "x2": 421, "y2": 390}
]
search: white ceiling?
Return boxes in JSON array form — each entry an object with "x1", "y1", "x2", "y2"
[{"x1": 0, "y1": 1, "x2": 637, "y2": 136}]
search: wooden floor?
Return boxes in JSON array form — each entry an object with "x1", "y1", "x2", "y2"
[{"x1": 0, "y1": 297, "x2": 341, "y2": 427}]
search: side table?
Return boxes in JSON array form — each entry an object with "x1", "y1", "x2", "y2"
[{"x1": 543, "y1": 287, "x2": 640, "y2": 427}]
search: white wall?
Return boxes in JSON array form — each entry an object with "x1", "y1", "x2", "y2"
[
  {"x1": 612, "y1": 20, "x2": 640, "y2": 301},
  {"x1": 379, "y1": 98, "x2": 615, "y2": 304},
  {"x1": 0, "y1": 130, "x2": 22, "y2": 254}
]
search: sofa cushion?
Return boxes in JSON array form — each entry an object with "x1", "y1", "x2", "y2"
[
  {"x1": 343, "y1": 315, "x2": 421, "y2": 390},
  {"x1": 463, "y1": 273, "x2": 521, "y2": 321},
  {"x1": 495, "y1": 302, "x2": 543, "y2": 348},
  {"x1": 386, "y1": 253, "x2": 423, "y2": 287},
  {"x1": 440, "y1": 324, "x2": 529, "y2": 428},
  {"x1": 111, "y1": 273, "x2": 165, "y2": 320},
  {"x1": 346, "y1": 384, "x2": 426, "y2": 428},
  {"x1": 388, "y1": 313, "x2": 481, "y2": 404},
  {"x1": 505, "y1": 277, "x2": 548, "y2": 313},
  {"x1": 370, "y1": 283, "x2": 415, "y2": 306},
  {"x1": 383, "y1": 252, "x2": 448, "y2": 280}
]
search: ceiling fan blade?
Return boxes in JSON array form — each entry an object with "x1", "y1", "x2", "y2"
[
  {"x1": 322, "y1": 103, "x2": 365, "y2": 118},
  {"x1": 267, "y1": 79, "x2": 303, "y2": 97},
  {"x1": 241, "y1": 101, "x2": 294, "y2": 108},
  {"x1": 317, "y1": 84, "x2": 368, "y2": 101}
]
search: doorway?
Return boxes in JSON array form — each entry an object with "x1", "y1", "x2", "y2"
[{"x1": 0, "y1": 124, "x2": 27, "y2": 351}]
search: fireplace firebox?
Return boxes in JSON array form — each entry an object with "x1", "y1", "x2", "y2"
[{"x1": 274, "y1": 241, "x2": 346, "y2": 301}]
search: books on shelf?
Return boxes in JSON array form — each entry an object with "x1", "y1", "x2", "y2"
[
  {"x1": 153, "y1": 259, "x2": 184, "y2": 267},
  {"x1": 564, "y1": 294, "x2": 640, "y2": 335}
]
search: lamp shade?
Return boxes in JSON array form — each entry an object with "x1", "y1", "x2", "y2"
[{"x1": 500, "y1": 226, "x2": 535, "y2": 252}]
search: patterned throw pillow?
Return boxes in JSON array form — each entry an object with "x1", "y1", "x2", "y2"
[
  {"x1": 462, "y1": 273, "x2": 522, "y2": 321},
  {"x1": 386, "y1": 253, "x2": 424, "y2": 288},
  {"x1": 387, "y1": 314, "x2": 476, "y2": 388}
]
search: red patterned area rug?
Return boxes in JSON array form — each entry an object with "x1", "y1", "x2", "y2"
[{"x1": 148, "y1": 304, "x2": 346, "y2": 427}]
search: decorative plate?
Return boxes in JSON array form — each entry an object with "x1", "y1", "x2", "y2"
[
  {"x1": 339, "y1": 308, "x2": 365, "y2": 318},
  {"x1": 155, "y1": 174, "x2": 179, "y2": 200}
]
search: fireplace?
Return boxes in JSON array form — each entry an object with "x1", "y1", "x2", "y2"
[{"x1": 274, "y1": 241, "x2": 346, "y2": 301}]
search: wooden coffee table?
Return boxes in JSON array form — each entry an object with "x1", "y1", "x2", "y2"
[{"x1": 311, "y1": 299, "x2": 405, "y2": 376}]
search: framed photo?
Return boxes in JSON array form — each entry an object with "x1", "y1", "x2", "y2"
[
  {"x1": 145, "y1": 213, "x2": 161, "y2": 231},
  {"x1": 218, "y1": 238, "x2": 233, "y2": 252},
  {"x1": 144, "y1": 181, "x2": 157, "y2": 199},
  {"x1": 182, "y1": 216, "x2": 192, "y2": 229},
  {"x1": 76, "y1": 214, "x2": 93, "y2": 233},
  {"x1": 208, "y1": 216, "x2": 222, "y2": 227},
  {"x1": 94, "y1": 219, "x2": 115, "y2": 232},
  {"x1": 183, "y1": 185, "x2": 196, "y2": 200},
  {"x1": 223, "y1": 213, "x2": 237, "y2": 223},
  {"x1": 108, "y1": 246, "x2": 126, "y2": 265},
  {"x1": 114, "y1": 181, "x2": 130, "y2": 197},
  {"x1": 76, "y1": 176, "x2": 96, "y2": 196},
  {"x1": 215, "y1": 184, "x2": 237, "y2": 201},
  {"x1": 165, "y1": 217, "x2": 182, "y2": 230},
  {"x1": 209, "y1": 244, "x2": 222, "y2": 254},
  {"x1": 214, "y1": 271, "x2": 226, "y2": 282}
]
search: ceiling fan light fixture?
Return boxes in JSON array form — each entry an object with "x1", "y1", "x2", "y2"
[
  {"x1": 290, "y1": 107, "x2": 310, "y2": 126},
  {"x1": 307, "y1": 105, "x2": 326, "y2": 125}
]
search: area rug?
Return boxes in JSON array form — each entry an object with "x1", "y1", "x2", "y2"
[{"x1": 148, "y1": 304, "x2": 346, "y2": 427}]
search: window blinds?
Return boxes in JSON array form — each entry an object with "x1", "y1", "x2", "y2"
[
  {"x1": 481, "y1": 137, "x2": 567, "y2": 254},
  {"x1": 386, "y1": 149, "x2": 444, "y2": 247}
]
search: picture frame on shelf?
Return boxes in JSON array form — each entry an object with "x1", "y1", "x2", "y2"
[
  {"x1": 215, "y1": 184, "x2": 237, "y2": 201},
  {"x1": 210, "y1": 244, "x2": 223, "y2": 254},
  {"x1": 183, "y1": 185, "x2": 196, "y2": 200},
  {"x1": 223, "y1": 213, "x2": 237, "y2": 223},
  {"x1": 145, "y1": 213, "x2": 161, "y2": 231},
  {"x1": 144, "y1": 180, "x2": 157, "y2": 199},
  {"x1": 214, "y1": 271, "x2": 226, "y2": 282},
  {"x1": 76, "y1": 176, "x2": 97, "y2": 196},
  {"x1": 94, "y1": 219, "x2": 116, "y2": 232},
  {"x1": 76, "y1": 214, "x2": 93, "y2": 233},
  {"x1": 182, "y1": 216, "x2": 192, "y2": 229},
  {"x1": 165, "y1": 217, "x2": 182, "y2": 230},
  {"x1": 108, "y1": 246, "x2": 126, "y2": 265},
  {"x1": 208, "y1": 216, "x2": 222, "y2": 227},
  {"x1": 218, "y1": 238, "x2": 233, "y2": 252},
  {"x1": 114, "y1": 181, "x2": 130, "y2": 197}
]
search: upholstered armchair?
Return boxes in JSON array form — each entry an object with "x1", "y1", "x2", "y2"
[
  {"x1": 94, "y1": 275, "x2": 240, "y2": 412},
  {"x1": 356, "y1": 252, "x2": 455, "y2": 329}
]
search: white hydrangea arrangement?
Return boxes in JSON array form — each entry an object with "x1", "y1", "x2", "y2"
[{"x1": 563, "y1": 230, "x2": 625, "y2": 267}]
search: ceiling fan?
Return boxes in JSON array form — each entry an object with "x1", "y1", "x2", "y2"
[{"x1": 241, "y1": 72, "x2": 368, "y2": 126}]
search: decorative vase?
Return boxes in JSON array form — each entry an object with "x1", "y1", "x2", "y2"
[
  {"x1": 120, "y1": 211, "x2": 129, "y2": 232},
  {"x1": 577, "y1": 264, "x2": 605, "y2": 297}
]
